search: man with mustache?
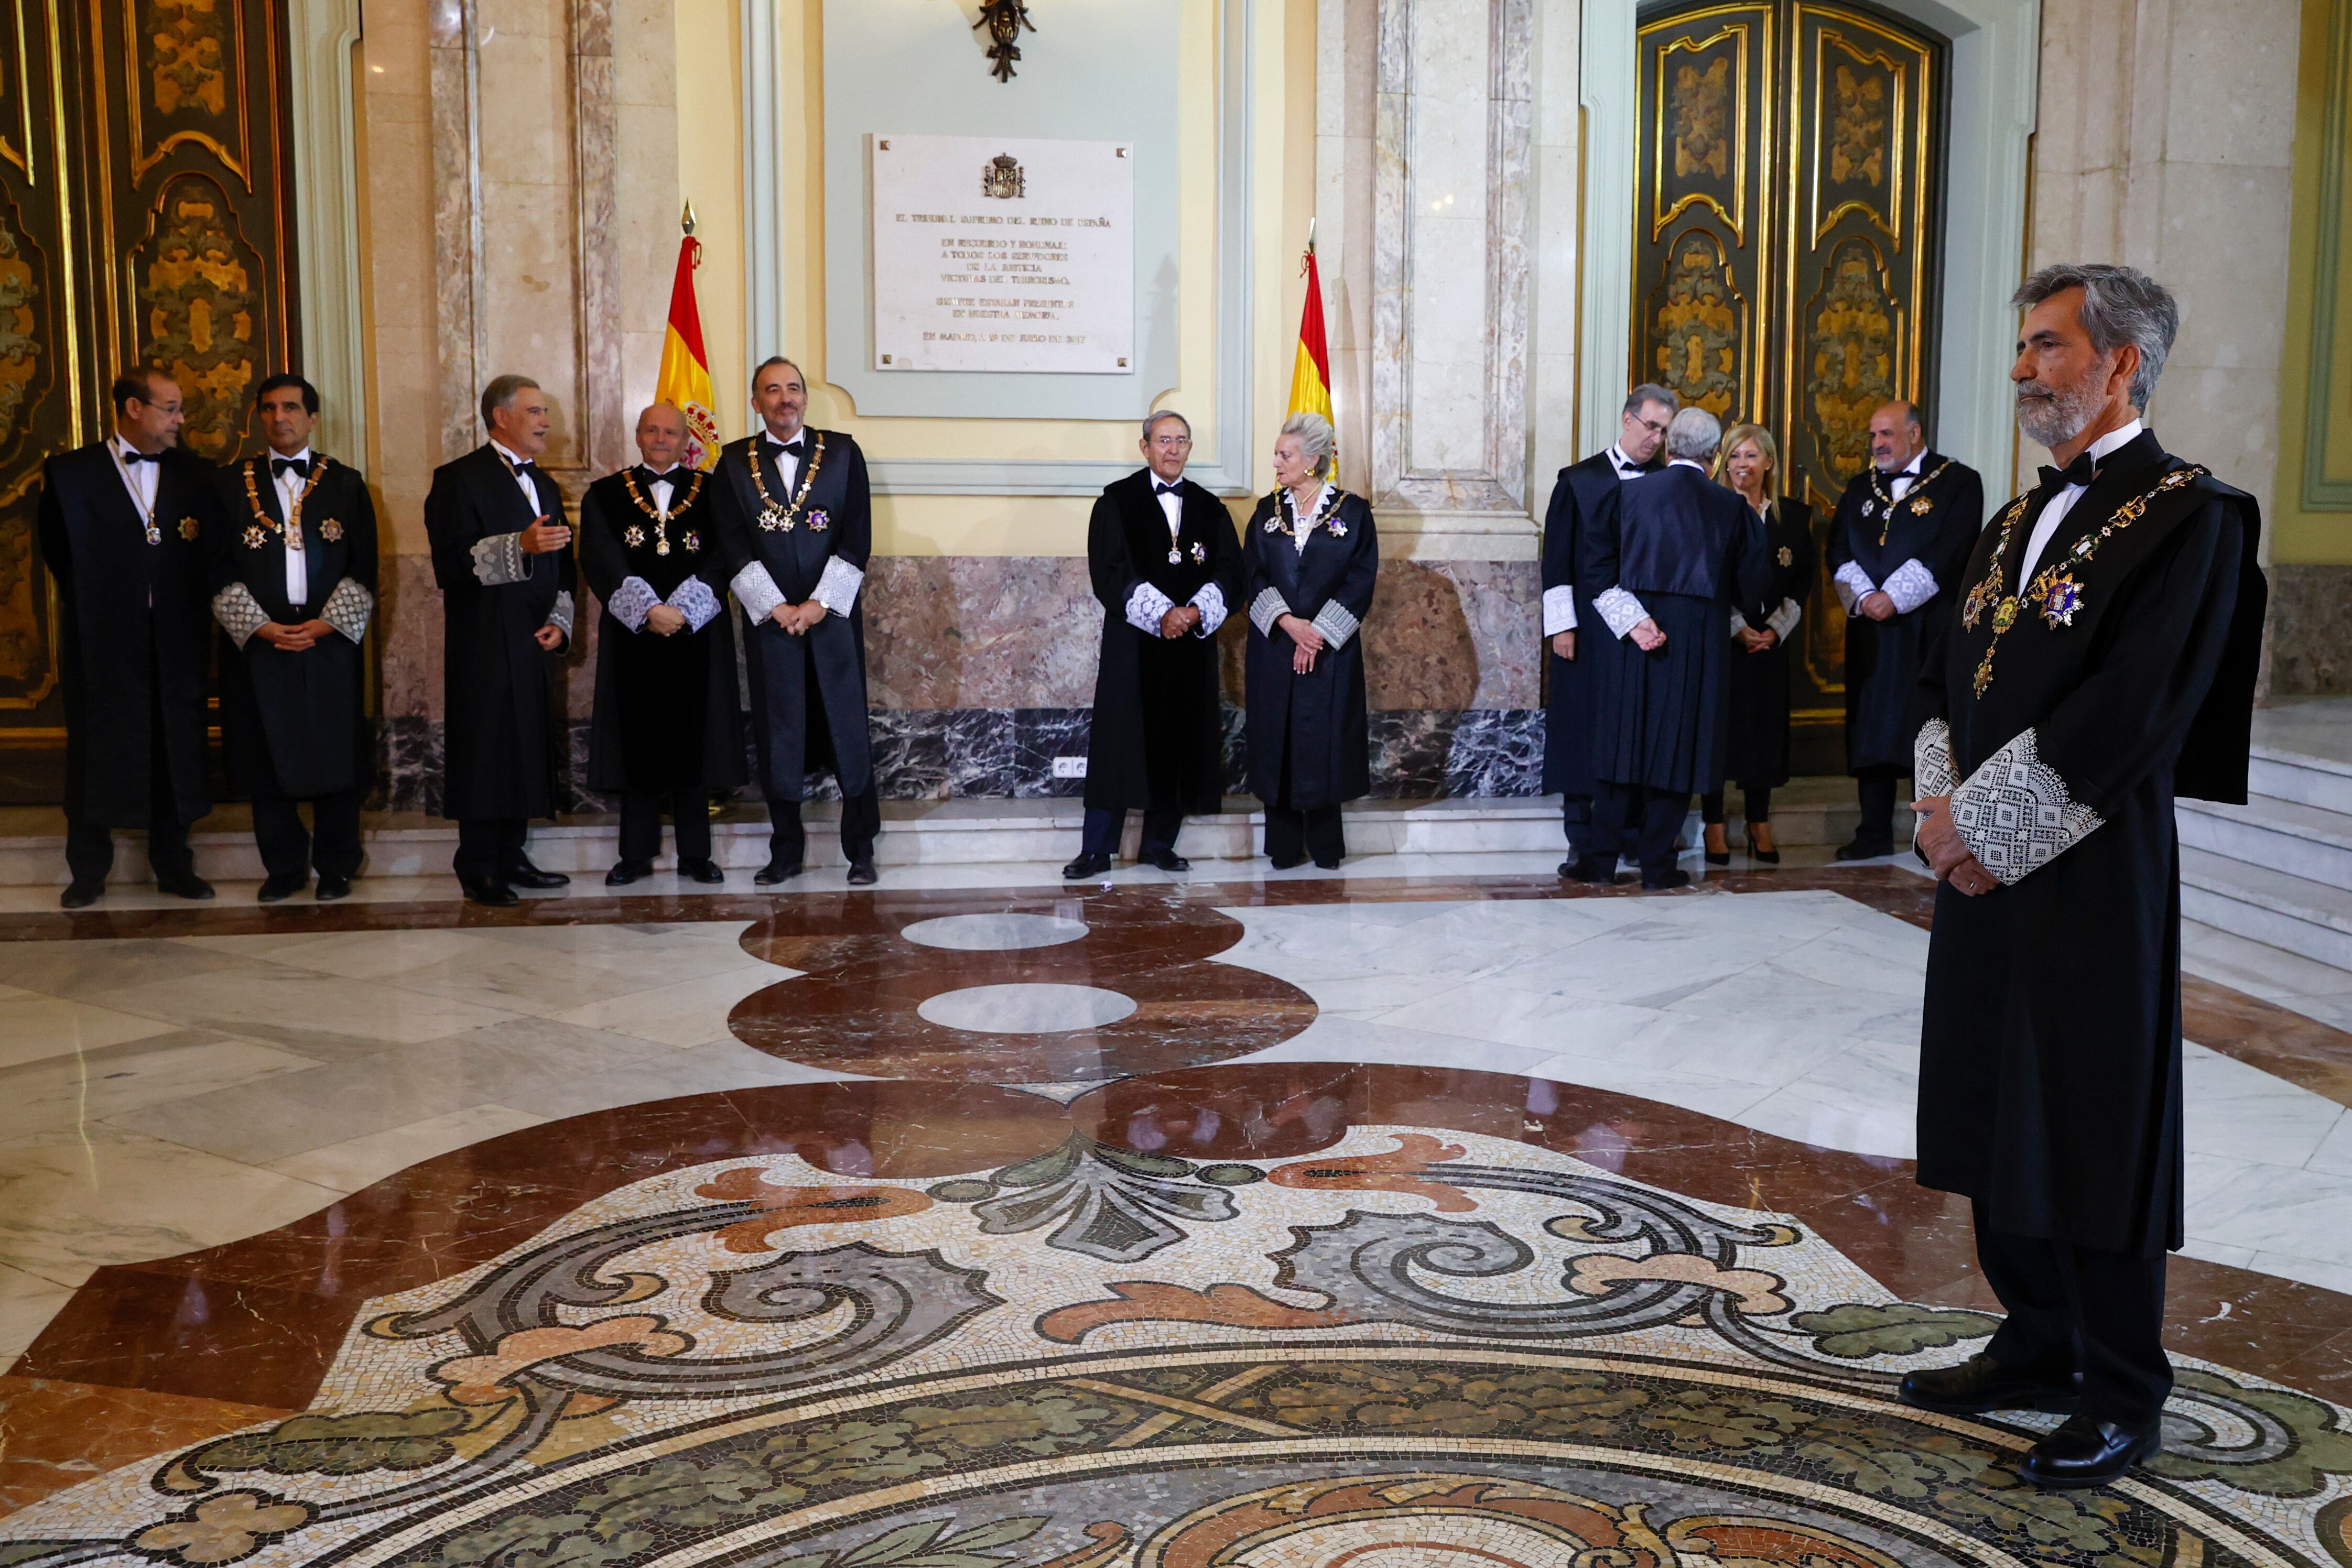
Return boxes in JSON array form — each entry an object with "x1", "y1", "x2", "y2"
[
  {"x1": 1898, "y1": 265, "x2": 2267, "y2": 1488},
  {"x1": 1824, "y1": 400, "x2": 1983, "y2": 858}
]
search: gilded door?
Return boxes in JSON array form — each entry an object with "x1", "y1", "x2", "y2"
[
  {"x1": 1633, "y1": 0, "x2": 1944, "y2": 771},
  {"x1": 0, "y1": 0, "x2": 298, "y2": 801}
]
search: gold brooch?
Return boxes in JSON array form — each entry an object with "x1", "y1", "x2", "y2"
[
  {"x1": 1776, "y1": 545, "x2": 1793, "y2": 567},
  {"x1": 624, "y1": 525, "x2": 646, "y2": 549},
  {"x1": 683, "y1": 530, "x2": 701, "y2": 553},
  {"x1": 319, "y1": 519, "x2": 343, "y2": 543},
  {"x1": 1990, "y1": 598, "x2": 2019, "y2": 633},
  {"x1": 1909, "y1": 495, "x2": 1934, "y2": 515},
  {"x1": 2041, "y1": 575, "x2": 2086, "y2": 628},
  {"x1": 177, "y1": 517, "x2": 201, "y2": 542},
  {"x1": 243, "y1": 525, "x2": 268, "y2": 550}
]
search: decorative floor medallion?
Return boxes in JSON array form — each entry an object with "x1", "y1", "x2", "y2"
[{"x1": 5, "y1": 1125, "x2": 2349, "y2": 1568}]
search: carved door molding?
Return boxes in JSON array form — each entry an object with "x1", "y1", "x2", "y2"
[{"x1": 1633, "y1": 0, "x2": 1945, "y2": 748}]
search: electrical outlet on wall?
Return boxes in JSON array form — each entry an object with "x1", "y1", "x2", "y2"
[{"x1": 1051, "y1": 757, "x2": 1088, "y2": 779}]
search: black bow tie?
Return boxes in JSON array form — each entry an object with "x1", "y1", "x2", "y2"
[
  {"x1": 2037, "y1": 451, "x2": 2099, "y2": 491},
  {"x1": 638, "y1": 466, "x2": 679, "y2": 486},
  {"x1": 508, "y1": 457, "x2": 539, "y2": 475},
  {"x1": 766, "y1": 437, "x2": 806, "y2": 458},
  {"x1": 270, "y1": 456, "x2": 309, "y2": 479},
  {"x1": 1153, "y1": 481, "x2": 1180, "y2": 495},
  {"x1": 120, "y1": 449, "x2": 159, "y2": 464}
]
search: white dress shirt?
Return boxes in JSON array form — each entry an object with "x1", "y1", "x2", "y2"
[
  {"x1": 1151, "y1": 475, "x2": 1183, "y2": 537},
  {"x1": 763, "y1": 430, "x2": 805, "y2": 494},
  {"x1": 1289, "y1": 482, "x2": 1331, "y2": 553},
  {"x1": 112, "y1": 436, "x2": 161, "y2": 519},
  {"x1": 2018, "y1": 420, "x2": 2145, "y2": 586},
  {"x1": 1883, "y1": 449, "x2": 1924, "y2": 502},
  {"x1": 644, "y1": 464, "x2": 679, "y2": 518},
  {"x1": 489, "y1": 439, "x2": 543, "y2": 514},
  {"x1": 270, "y1": 448, "x2": 312, "y2": 607}
]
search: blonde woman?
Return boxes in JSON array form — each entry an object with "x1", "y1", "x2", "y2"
[{"x1": 1701, "y1": 423, "x2": 1814, "y2": 865}]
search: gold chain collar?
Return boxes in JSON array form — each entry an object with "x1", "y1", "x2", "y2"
[
  {"x1": 748, "y1": 433, "x2": 828, "y2": 532},
  {"x1": 621, "y1": 466, "x2": 706, "y2": 556},
  {"x1": 1866, "y1": 456, "x2": 1953, "y2": 546},
  {"x1": 1269, "y1": 484, "x2": 1350, "y2": 539},
  {"x1": 241, "y1": 454, "x2": 338, "y2": 552}
]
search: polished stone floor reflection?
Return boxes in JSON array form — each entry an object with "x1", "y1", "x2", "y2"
[{"x1": 2, "y1": 868, "x2": 2350, "y2": 1560}]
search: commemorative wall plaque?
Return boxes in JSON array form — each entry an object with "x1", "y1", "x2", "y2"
[{"x1": 870, "y1": 133, "x2": 1135, "y2": 375}]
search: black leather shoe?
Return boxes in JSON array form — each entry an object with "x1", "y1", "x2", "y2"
[
  {"x1": 754, "y1": 859, "x2": 803, "y2": 886},
  {"x1": 156, "y1": 872, "x2": 216, "y2": 901},
  {"x1": 462, "y1": 879, "x2": 521, "y2": 908},
  {"x1": 1898, "y1": 1354, "x2": 2081, "y2": 1417},
  {"x1": 605, "y1": 858, "x2": 653, "y2": 887},
  {"x1": 1641, "y1": 868, "x2": 1693, "y2": 891},
  {"x1": 1312, "y1": 857, "x2": 1342, "y2": 870},
  {"x1": 846, "y1": 858, "x2": 879, "y2": 886},
  {"x1": 1064, "y1": 851, "x2": 1114, "y2": 879},
  {"x1": 59, "y1": 878, "x2": 104, "y2": 909},
  {"x1": 1834, "y1": 836, "x2": 1893, "y2": 862},
  {"x1": 1268, "y1": 855, "x2": 1307, "y2": 872},
  {"x1": 678, "y1": 857, "x2": 725, "y2": 884},
  {"x1": 2020, "y1": 1414, "x2": 2163, "y2": 1489},
  {"x1": 315, "y1": 874, "x2": 353, "y2": 901},
  {"x1": 257, "y1": 873, "x2": 307, "y2": 903},
  {"x1": 503, "y1": 859, "x2": 570, "y2": 889},
  {"x1": 1142, "y1": 847, "x2": 1190, "y2": 873},
  {"x1": 1560, "y1": 858, "x2": 1619, "y2": 885}
]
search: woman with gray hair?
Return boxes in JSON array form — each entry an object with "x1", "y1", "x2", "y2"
[{"x1": 1240, "y1": 411, "x2": 1378, "y2": 869}]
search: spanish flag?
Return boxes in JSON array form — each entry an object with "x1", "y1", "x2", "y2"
[
  {"x1": 1286, "y1": 234, "x2": 1335, "y2": 427},
  {"x1": 656, "y1": 204, "x2": 721, "y2": 470}
]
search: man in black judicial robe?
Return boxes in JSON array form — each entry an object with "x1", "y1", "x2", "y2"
[
  {"x1": 423, "y1": 375, "x2": 577, "y2": 906},
  {"x1": 579, "y1": 404, "x2": 746, "y2": 886},
  {"x1": 1541, "y1": 384, "x2": 1675, "y2": 875},
  {"x1": 1825, "y1": 400, "x2": 1982, "y2": 857},
  {"x1": 1902, "y1": 266, "x2": 2266, "y2": 1488},
  {"x1": 211, "y1": 374, "x2": 379, "y2": 902},
  {"x1": 37, "y1": 368, "x2": 224, "y2": 907},
  {"x1": 1064, "y1": 410, "x2": 1242, "y2": 880},
  {"x1": 1575, "y1": 407, "x2": 1767, "y2": 891},
  {"x1": 708, "y1": 356, "x2": 880, "y2": 885}
]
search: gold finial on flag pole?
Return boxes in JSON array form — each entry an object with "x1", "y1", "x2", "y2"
[{"x1": 681, "y1": 201, "x2": 697, "y2": 236}]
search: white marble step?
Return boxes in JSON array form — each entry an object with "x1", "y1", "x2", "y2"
[
  {"x1": 2176, "y1": 791, "x2": 2352, "y2": 890},
  {"x1": 2179, "y1": 844, "x2": 2352, "y2": 972},
  {"x1": 2248, "y1": 744, "x2": 2352, "y2": 816}
]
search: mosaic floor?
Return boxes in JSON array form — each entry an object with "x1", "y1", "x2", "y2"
[{"x1": 6, "y1": 866, "x2": 2352, "y2": 1563}]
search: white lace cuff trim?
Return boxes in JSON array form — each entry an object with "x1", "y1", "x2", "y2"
[
  {"x1": 1542, "y1": 584, "x2": 1578, "y2": 636},
  {"x1": 321, "y1": 579, "x2": 374, "y2": 643},
  {"x1": 548, "y1": 591, "x2": 576, "y2": 643},
  {"x1": 732, "y1": 561, "x2": 787, "y2": 623},
  {"x1": 1250, "y1": 585, "x2": 1289, "y2": 637},
  {"x1": 1949, "y1": 727, "x2": 2105, "y2": 886},
  {"x1": 669, "y1": 576, "x2": 722, "y2": 632},
  {"x1": 1766, "y1": 597, "x2": 1803, "y2": 641},
  {"x1": 1729, "y1": 608, "x2": 1752, "y2": 637},
  {"x1": 1914, "y1": 717, "x2": 1959, "y2": 800},
  {"x1": 471, "y1": 531, "x2": 529, "y2": 586},
  {"x1": 1126, "y1": 580, "x2": 1177, "y2": 635},
  {"x1": 608, "y1": 575, "x2": 659, "y2": 632},
  {"x1": 1189, "y1": 581, "x2": 1228, "y2": 636},
  {"x1": 1883, "y1": 558, "x2": 1940, "y2": 616},
  {"x1": 1595, "y1": 586, "x2": 1649, "y2": 639},
  {"x1": 1833, "y1": 559, "x2": 1875, "y2": 614},
  {"x1": 813, "y1": 556, "x2": 865, "y2": 618},
  {"x1": 1311, "y1": 601, "x2": 1361, "y2": 650},
  {"x1": 213, "y1": 583, "x2": 268, "y2": 648}
]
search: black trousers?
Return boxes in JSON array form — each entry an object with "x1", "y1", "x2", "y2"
[
  {"x1": 768, "y1": 783, "x2": 880, "y2": 867},
  {"x1": 453, "y1": 818, "x2": 529, "y2": 885},
  {"x1": 1855, "y1": 765, "x2": 1903, "y2": 848},
  {"x1": 1264, "y1": 803, "x2": 1344, "y2": 867},
  {"x1": 1700, "y1": 787, "x2": 1774, "y2": 826},
  {"x1": 1587, "y1": 782, "x2": 1686, "y2": 878},
  {"x1": 619, "y1": 790, "x2": 712, "y2": 864},
  {"x1": 65, "y1": 673, "x2": 196, "y2": 886},
  {"x1": 1974, "y1": 1202, "x2": 2173, "y2": 1427},
  {"x1": 1559, "y1": 792, "x2": 1590, "y2": 858},
  {"x1": 1081, "y1": 805, "x2": 1183, "y2": 858},
  {"x1": 252, "y1": 786, "x2": 364, "y2": 881}
]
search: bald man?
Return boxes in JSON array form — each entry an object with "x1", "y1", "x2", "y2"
[
  {"x1": 1824, "y1": 401, "x2": 1982, "y2": 857},
  {"x1": 577, "y1": 404, "x2": 746, "y2": 885}
]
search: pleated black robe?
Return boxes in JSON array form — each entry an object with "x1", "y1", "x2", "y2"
[
  {"x1": 212, "y1": 454, "x2": 378, "y2": 800},
  {"x1": 1242, "y1": 489, "x2": 1376, "y2": 811},
  {"x1": 1825, "y1": 453, "x2": 1983, "y2": 771},
  {"x1": 1915, "y1": 430, "x2": 2266, "y2": 1255},
  {"x1": 1539, "y1": 451, "x2": 1635, "y2": 798},
  {"x1": 1721, "y1": 495, "x2": 1814, "y2": 792},
  {"x1": 35, "y1": 442, "x2": 223, "y2": 826},
  {"x1": 422, "y1": 444, "x2": 573, "y2": 821},
  {"x1": 1081, "y1": 469, "x2": 1243, "y2": 815},
  {"x1": 1579, "y1": 464, "x2": 1769, "y2": 794},
  {"x1": 578, "y1": 467, "x2": 747, "y2": 798},
  {"x1": 707, "y1": 430, "x2": 874, "y2": 801}
]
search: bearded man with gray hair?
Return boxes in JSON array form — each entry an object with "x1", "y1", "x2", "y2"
[{"x1": 1898, "y1": 265, "x2": 2266, "y2": 1488}]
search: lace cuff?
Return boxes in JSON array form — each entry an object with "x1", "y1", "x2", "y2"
[
  {"x1": 1595, "y1": 586, "x2": 1650, "y2": 639},
  {"x1": 1765, "y1": 597, "x2": 1802, "y2": 641},
  {"x1": 1949, "y1": 727, "x2": 2105, "y2": 886},
  {"x1": 1542, "y1": 584, "x2": 1578, "y2": 637},
  {"x1": 607, "y1": 575, "x2": 659, "y2": 632},
  {"x1": 1883, "y1": 558, "x2": 1940, "y2": 616},
  {"x1": 669, "y1": 576, "x2": 722, "y2": 632},
  {"x1": 213, "y1": 583, "x2": 268, "y2": 648},
  {"x1": 471, "y1": 531, "x2": 529, "y2": 586},
  {"x1": 732, "y1": 561, "x2": 787, "y2": 623},
  {"x1": 1250, "y1": 585, "x2": 1289, "y2": 637},
  {"x1": 548, "y1": 591, "x2": 576, "y2": 644},
  {"x1": 1311, "y1": 601, "x2": 1361, "y2": 650},
  {"x1": 1125, "y1": 580, "x2": 1177, "y2": 635},
  {"x1": 1190, "y1": 581, "x2": 1228, "y2": 636},
  {"x1": 1729, "y1": 608, "x2": 1752, "y2": 637},
  {"x1": 1913, "y1": 717, "x2": 1959, "y2": 800},
  {"x1": 321, "y1": 579, "x2": 374, "y2": 643},
  {"x1": 1833, "y1": 559, "x2": 1875, "y2": 614},
  {"x1": 812, "y1": 556, "x2": 864, "y2": 619}
]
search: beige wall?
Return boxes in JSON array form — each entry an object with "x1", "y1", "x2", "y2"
[{"x1": 2273, "y1": 0, "x2": 2352, "y2": 565}]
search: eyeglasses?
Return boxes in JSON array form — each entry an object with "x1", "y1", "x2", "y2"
[{"x1": 1635, "y1": 416, "x2": 1668, "y2": 436}]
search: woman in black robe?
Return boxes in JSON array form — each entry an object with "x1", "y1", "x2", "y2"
[
  {"x1": 1701, "y1": 423, "x2": 1813, "y2": 866},
  {"x1": 1242, "y1": 412, "x2": 1376, "y2": 869}
]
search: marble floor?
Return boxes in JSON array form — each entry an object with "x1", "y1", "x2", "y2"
[{"x1": 5, "y1": 861, "x2": 2352, "y2": 1561}]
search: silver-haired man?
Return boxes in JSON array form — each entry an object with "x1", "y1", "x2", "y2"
[{"x1": 1900, "y1": 265, "x2": 2267, "y2": 1487}]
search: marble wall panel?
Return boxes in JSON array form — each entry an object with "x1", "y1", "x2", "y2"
[
  {"x1": 1362, "y1": 561, "x2": 1481, "y2": 710},
  {"x1": 2268, "y1": 565, "x2": 2352, "y2": 697},
  {"x1": 864, "y1": 558, "x2": 1102, "y2": 711}
]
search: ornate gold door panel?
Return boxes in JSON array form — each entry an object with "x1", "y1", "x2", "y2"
[
  {"x1": 0, "y1": 0, "x2": 299, "y2": 801},
  {"x1": 1635, "y1": 0, "x2": 1945, "y2": 771}
]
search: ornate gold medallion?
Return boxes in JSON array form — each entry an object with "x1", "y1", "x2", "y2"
[
  {"x1": 1776, "y1": 545, "x2": 1793, "y2": 567},
  {"x1": 624, "y1": 525, "x2": 646, "y2": 549},
  {"x1": 177, "y1": 517, "x2": 200, "y2": 541},
  {"x1": 319, "y1": 519, "x2": 343, "y2": 543},
  {"x1": 243, "y1": 524, "x2": 268, "y2": 550}
]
